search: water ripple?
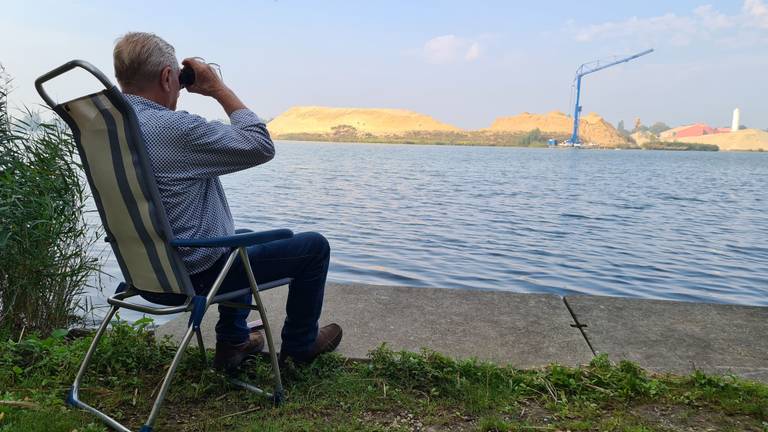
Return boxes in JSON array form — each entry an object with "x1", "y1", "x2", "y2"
[{"x1": 88, "y1": 143, "x2": 768, "y2": 322}]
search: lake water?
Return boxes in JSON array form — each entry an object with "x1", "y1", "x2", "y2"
[{"x1": 88, "y1": 141, "x2": 768, "y2": 322}]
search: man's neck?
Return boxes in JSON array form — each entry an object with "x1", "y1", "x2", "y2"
[
  {"x1": 131, "y1": 92, "x2": 168, "y2": 108},
  {"x1": 125, "y1": 89, "x2": 171, "y2": 110}
]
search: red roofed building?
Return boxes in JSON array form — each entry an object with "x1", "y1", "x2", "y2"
[{"x1": 660, "y1": 123, "x2": 731, "y2": 141}]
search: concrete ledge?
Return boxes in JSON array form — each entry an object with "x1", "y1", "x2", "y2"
[
  {"x1": 154, "y1": 283, "x2": 768, "y2": 383},
  {"x1": 565, "y1": 295, "x2": 768, "y2": 382},
  {"x1": 155, "y1": 283, "x2": 593, "y2": 367}
]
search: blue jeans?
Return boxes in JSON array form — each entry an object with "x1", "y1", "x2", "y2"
[{"x1": 141, "y1": 231, "x2": 330, "y2": 354}]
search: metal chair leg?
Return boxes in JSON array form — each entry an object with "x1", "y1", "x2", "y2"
[
  {"x1": 141, "y1": 324, "x2": 197, "y2": 431},
  {"x1": 141, "y1": 251, "x2": 241, "y2": 430},
  {"x1": 67, "y1": 247, "x2": 284, "y2": 432},
  {"x1": 195, "y1": 328, "x2": 206, "y2": 363},
  {"x1": 238, "y1": 247, "x2": 284, "y2": 404},
  {"x1": 67, "y1": 305, "x2": 132, "y2": 432}
]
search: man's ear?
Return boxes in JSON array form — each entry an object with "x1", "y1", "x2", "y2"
[{"x1": 160, "y1": 66, "x2": 173, "y2": 92}]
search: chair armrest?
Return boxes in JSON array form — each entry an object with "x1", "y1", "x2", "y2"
[{"x1": 170, "y1": 229, "x2": 294, "y2": 249}]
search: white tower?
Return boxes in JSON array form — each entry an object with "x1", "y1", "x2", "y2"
[{"x1": 731, "y1": 108, "x2": 740, "y2": 132}]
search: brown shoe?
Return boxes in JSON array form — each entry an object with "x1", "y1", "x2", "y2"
[
  {"x1": 213, "y1": 331, "x2": 265, "y2": 372},
  {"x1": 279, "y1": 323, "x2": 343, "y2": 365}
]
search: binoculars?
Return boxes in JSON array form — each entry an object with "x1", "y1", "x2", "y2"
[
  {"x1": 178, "y1": 59, "x2": 223, "y2": 89},
  {"x1": 179, "y1": 66, "x2": 195, "y2": 88}
]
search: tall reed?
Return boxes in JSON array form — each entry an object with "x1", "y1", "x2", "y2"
[{"x1": 0, "y1": 64, "x2": 100, "y2": 337}]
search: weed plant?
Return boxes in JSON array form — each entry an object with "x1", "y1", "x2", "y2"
[{"x1": 0, "y1": 65, "x2": 99, "y2": 337}]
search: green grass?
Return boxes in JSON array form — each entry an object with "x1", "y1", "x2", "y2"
[
  {"x1": 640, "y1": 141, "x2": 719, "y2": 151},
  {"x1": 1, "y1": 319, "x2": 767, "y2": 431},
  {"x1": 273, "y1": 128, "x2": 561, "y2": 148}
]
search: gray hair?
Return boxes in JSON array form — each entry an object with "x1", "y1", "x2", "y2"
[{"x1": 113, "y1": 32, "x2": 178, "y2": 90}]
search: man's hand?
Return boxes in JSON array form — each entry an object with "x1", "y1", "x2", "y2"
[
  {"x1": 182, "y1": 57, "x2": 227, "y2": 97},
  {"x1": 182, "y1": 57, "x2": 247, "y2": 115}
]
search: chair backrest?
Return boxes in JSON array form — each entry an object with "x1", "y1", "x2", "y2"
[{"x1": 51, "y1": 86, "x2": 194, "y2": 296}]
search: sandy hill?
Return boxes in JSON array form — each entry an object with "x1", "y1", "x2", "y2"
[
  {"x1": 675, "y1": 129, "x2": 768, "y2": 152},
  {"x1": 268, "y1": 106, "x2": 461, "y2": 136},
  {"x1": 488, "y1": 111, "x2": 628, "y2": 147}
]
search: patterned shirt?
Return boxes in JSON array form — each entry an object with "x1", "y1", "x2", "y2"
[{"x1": 124, "y1": 94, "x2": 275, "y2": 274}]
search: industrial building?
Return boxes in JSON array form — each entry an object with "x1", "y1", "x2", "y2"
[{"x1": 659, "y1": 108, "x2": 741, "y2": 141}]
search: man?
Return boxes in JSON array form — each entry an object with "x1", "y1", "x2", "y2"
[{"x1": 112, "y1": 32, "x2": 342, "y2": 370}]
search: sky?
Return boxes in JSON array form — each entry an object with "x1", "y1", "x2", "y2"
[{"x1": 2, "y1": 0, "x2": 767, "y2": 129}]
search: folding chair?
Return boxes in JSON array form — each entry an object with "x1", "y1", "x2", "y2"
[{"x1": 36, "y1": 60, "x2": 289, "y2": 432}]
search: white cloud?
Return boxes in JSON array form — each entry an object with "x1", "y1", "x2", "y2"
[
  {"x1": 744, "y1": 0, "x2": 768, "y2": 28},
  {"x1": 465, "y1": 42, "x2": 481, "y2": 61},
  {"x1": 693, "y1": 5, "x2": 735, "y2": 29},
  {"x1": 574, "y1": 13, "x2": 699, "y2": 46},
  {"x1": 573, "y1": 1, "x2": 766, "y2": 46},
  {"x1": 423, "y1": 35, "x2": 482, "y2": 64}
]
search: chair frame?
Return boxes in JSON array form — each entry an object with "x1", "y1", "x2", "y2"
[{"x1": 36, "y1": 60, "x2": 289, "y2": 432}]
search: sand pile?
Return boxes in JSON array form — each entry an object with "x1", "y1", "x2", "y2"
[
  {"x1": 268, "y1": 106, "x2": 460, "y2": 136},
  {"x1": 675, "y1": 129, "x2": 768, "y2": 152},
  {"x1": 489, "y1": 111, "x2": 628, "y2": 146},
  {"x1": 631, "y1": 130, "x2": 655, "y2": 146}
]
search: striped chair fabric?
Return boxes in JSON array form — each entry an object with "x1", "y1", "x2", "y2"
[{"x1": 55, "y1": 88, "x2": 193, "y2": 296}]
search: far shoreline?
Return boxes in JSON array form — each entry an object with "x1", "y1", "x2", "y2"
[{"x1": 271, "y1": 137, "x2": 746, "y2": 152}]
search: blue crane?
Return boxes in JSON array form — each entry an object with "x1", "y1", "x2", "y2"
[{"x1": 568, "y1": 48, "x2": 654, "y2": 145}]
